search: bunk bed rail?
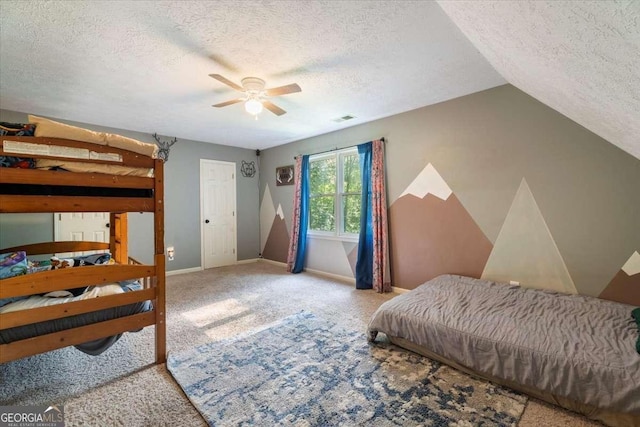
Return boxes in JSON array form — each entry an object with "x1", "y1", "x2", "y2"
[
  {"x1": 1, "y1": 240, "x2": 111, "y2": 256},
  {"x1": 0, "y1": 312, "x2": 156, "y2": 362}
]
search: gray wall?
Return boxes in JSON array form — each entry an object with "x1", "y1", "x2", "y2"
[
  {"x1": 259, "y1": 84, "x2": 640, "y2": 297},
  {"x1": 0, "y1": 109, "x2": 260, "y2": 270}
]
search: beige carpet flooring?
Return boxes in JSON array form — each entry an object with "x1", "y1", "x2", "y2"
[{"x1": 0, "y1": 262, "x2": 601, "y2": 426}]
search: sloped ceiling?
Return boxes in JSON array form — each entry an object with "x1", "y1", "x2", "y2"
[
  {"x1": 438, "y1": 0, "x2": 640, "y2": 160},
  {"x1": 0, "y1": 1, "x2": 504, "y2": 150}
]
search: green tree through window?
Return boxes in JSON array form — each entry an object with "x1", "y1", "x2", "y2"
[{"x1": 309, "y1": 149, "x2": 361, "y2": 236}]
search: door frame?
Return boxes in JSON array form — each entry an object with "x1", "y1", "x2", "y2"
[{"x1": 200, "y1": 159, "x2": 238, "y2": 269}]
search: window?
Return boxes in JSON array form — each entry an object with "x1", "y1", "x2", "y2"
[{"x1": 309, "y1": 149, "x2": 361, "y2": 238}]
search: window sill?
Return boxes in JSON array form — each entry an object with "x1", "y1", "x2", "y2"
[{"x1": 307, "y1": 233, "x2": 359, "y2": 243}]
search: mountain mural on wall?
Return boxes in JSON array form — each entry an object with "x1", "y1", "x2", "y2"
[
  {"x1": 343, "y1": 242, "x2": 358, "y2": 276},
  {"x1": 259, "y1": 185, "x2": 276, "y2": 253},
  {"x1": 481, "y1": 179, "x2": 578, "y2": 294},
  {"x1": 599, "y1": 251, "x2": 640, "y2": 306},
  {"x1": 262, "y1": 203, "x2": 290, "y2": 263},
  {"x1": 389, "y1": 163, "x2": 493, "y2": 290}
]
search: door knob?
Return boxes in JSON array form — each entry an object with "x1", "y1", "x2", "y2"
[
  {"x1": 105, "y1": 223, "x2": 110, "y2": 228},
  {"x1": 205, "y1": 219, "x2": 210, "y2": 223}
]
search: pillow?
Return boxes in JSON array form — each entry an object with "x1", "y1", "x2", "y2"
[
  {"x1": 0, "y1": 251, "x2": 28, "y2": 279},
  {"x1": 43, "y1": 290, "x2": 74, "y2": 298},
  {"x1": 632, "y1": 308, "x2": 640, "y2": 354}
]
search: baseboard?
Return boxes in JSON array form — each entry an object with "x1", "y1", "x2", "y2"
[
  {"x1": 171, "y1": 258, "x2": 411, "y2": 293},
  {"x1": 304, "y1": 267, "x2": 356, "y2": 285},
  {"x1": 166, "y1": 266, "x2": 203, "y2": 276},
  {"x1": 258, "y1": 258, "x2": 287, "y2": 268},
  {"x1": 257, "y1": 259, "x2": 355, "y2": 284},
  {"x1": 167, "y1": 260, "x2": 262, "y2": 274},
  {"x1": 257, "y1": 259, "x2": 400, "y2": 290}
]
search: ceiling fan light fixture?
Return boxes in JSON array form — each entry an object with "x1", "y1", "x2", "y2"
[
  {"x1": 245, "y1": 98, "x2": 263, "y2": 115},
  {"x1": 210, "y1": 74, "x2": 299, "y2": 117}
]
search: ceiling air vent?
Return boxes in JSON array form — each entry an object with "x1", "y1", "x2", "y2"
[{"x1": 333, "y1": 115, "x2": 356, "y2": 123}]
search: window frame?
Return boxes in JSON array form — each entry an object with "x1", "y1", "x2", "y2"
[{"x1": 308, "y1": 147, "x2": 361, "y2": 241}]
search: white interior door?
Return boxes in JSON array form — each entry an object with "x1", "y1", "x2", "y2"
[
  {"x1": 201, "y1": 159, "x2": 237, "y2": 269},
  {"x1": 54, "y1": 212, "x2": 110, "y2": 256}
]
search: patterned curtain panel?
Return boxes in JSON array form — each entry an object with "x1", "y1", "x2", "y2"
[
  {"x1": 356, "y1": 140, "x2": 391, "y2": 292},
  {"x1": 286, "y1": 155, "x2": 310, "y2": 273}
]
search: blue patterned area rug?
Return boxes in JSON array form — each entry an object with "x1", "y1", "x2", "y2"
[{"x1": 167, "y1": 312, "x2": 527, "y2": 426}]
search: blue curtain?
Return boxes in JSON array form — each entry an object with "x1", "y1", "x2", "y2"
[
  {"x1": 356, "y1": 142, "x2": 373, "y2": 289},
  {"x1": 291, "y1": 155, "x2": 310, "y2": 273}
]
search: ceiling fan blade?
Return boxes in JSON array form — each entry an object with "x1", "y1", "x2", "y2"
[
  {"x1": 263, "y1": 100, "x2": 287, "y2": 116},
  {"x1": 212, "y1": 98, "x2": 244, "y2": 108},
  {"x1": 209, "y1": 74, "x2": 244, "y2": 91},
  {"x1": 265, "y1": 83, "x2": 301, "y2": 97}
]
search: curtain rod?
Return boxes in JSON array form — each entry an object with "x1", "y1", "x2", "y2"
[{"x1": 293, "y1": 137, "x2": 386, "y2": 159}]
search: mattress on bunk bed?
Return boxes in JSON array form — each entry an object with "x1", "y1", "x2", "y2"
[
  {"x1": 0, "y1": 182, "x2": 153, "y2": 198},
  {"x1": 367, "y1": 275, "x2": 640, "y2": 417},
  {"x1": 0, "y1": 156, "x2": 153, "y2": 178},
  {"x1": 28, "y1": 114, "x2": 158, "y2": 158},
  {"x1": 1, "y1": 119, "x2": 155, "y2": 178},
  {"x1": 0, "y1": 281, "x2": 152, "y2": 355}
]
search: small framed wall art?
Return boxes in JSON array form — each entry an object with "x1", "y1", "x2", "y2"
[{"x1": 276, "y1": 165, "x2": 294, "y2": 186}]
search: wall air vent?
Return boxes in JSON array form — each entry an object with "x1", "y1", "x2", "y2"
[{"x1": 332, "y1": 115, "x2": 357, "y2": 123}]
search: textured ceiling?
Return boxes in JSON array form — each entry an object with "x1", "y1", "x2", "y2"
[
  {"x1": 3, "y1": 2, "x2": 636, "y2": 157},
  {"x1": 438, "y1": 0, "x2": 640, "y2": 160},
  {"x1": 0, "y1": 1, "x2": 504, "y2": 150}
]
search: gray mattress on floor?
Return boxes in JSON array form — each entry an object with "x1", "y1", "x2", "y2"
[{"x1": 367, "y1": 275, "x2": 640, "y2": 418}]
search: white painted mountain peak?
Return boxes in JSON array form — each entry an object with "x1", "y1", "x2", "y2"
[
  {"x1": 621, "y1": 251, "x2": 640, "y2": 276},
  {"x1": 399, "y1": 163, "x2": 452, "y2": 201},
  {"x1": 276, "y1": 204, "x2": 285, "y2": 220}
]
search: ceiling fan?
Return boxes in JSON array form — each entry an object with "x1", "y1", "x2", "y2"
[{"x1": 209, "y1": 74, "x2": 301, "y2": 117}]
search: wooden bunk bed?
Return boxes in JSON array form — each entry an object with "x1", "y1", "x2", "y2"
[{"x1": 0, "y1": 133, "x2": 166, "y2": 364}]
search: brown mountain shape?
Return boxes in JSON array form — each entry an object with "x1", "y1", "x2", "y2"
[
  {"x1": 598, "y1": 270, "x2": 640, "y2": 306},
  {"x1": 262, "y1": 216, "x2": 289, "y2": 263},
  {"x1": 389, "y1": 193, "x2": 493, "y2": 290}
]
